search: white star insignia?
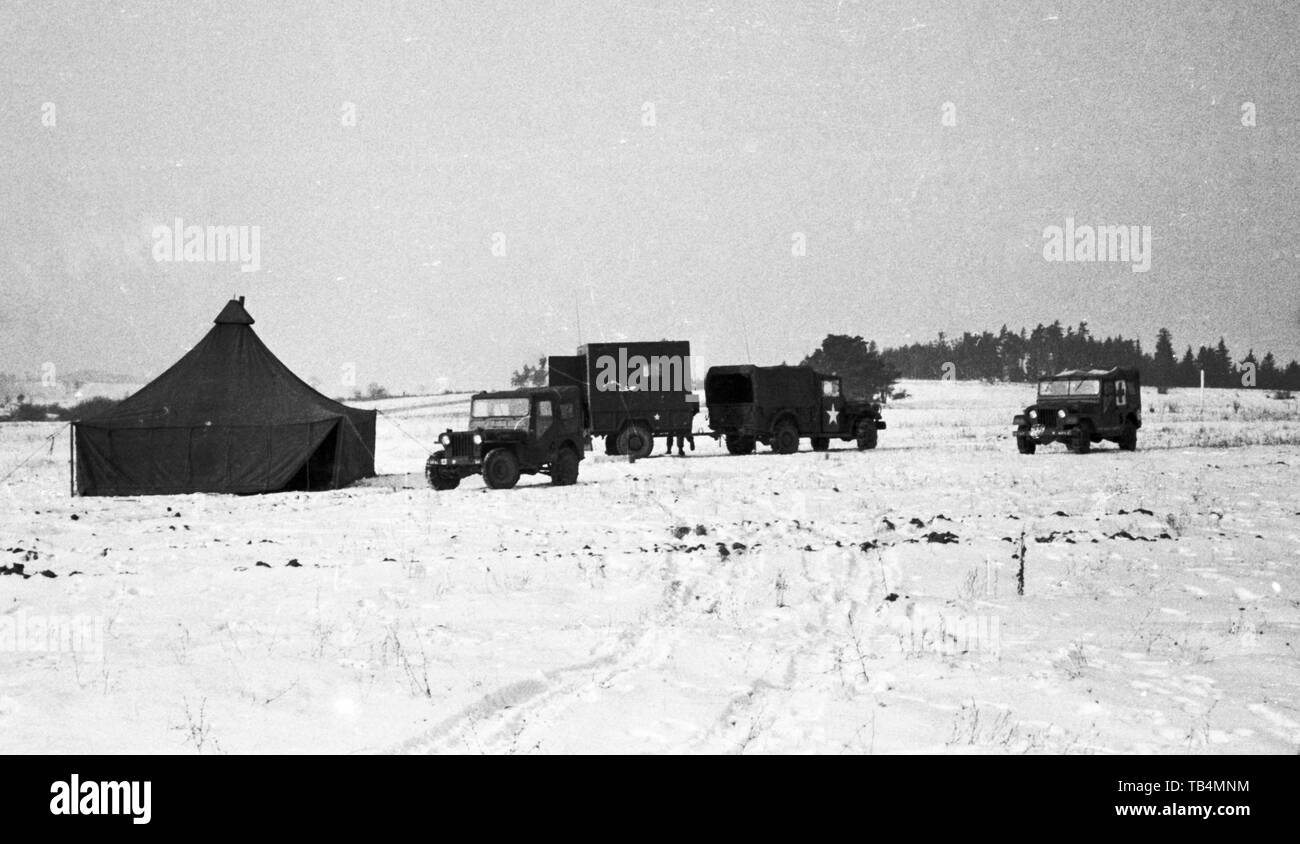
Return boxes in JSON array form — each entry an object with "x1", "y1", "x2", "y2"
[{"x1": 826, "y1": 406, "x2": 840, "y2": 425}]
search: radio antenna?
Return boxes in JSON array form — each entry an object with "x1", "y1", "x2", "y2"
[
  {"x1": 739, "y1": 300, "x2": 753, "y2": 363},
  {"x1": 574, "y1": 289, "x2": 583, "y2": 346}
]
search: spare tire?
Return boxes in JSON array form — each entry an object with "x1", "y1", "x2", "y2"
[{"x1": 855, "y1": 419, "x2": 878, "y2": 450}]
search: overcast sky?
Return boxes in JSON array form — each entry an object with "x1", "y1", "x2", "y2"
[{"x1": 2, "y1": 0, "x2": 1297, "y2": 393}]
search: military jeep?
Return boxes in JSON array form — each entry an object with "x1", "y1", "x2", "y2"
[
  {"x1": 704, "y1": 365, "x2": 886, "y2": 454},
  {"x1": 1013, "y1": 368, "x2": 1141, "y2": 454},
  {"x1": 426, "y1": 386, "x2": 585, "y2": 490}
]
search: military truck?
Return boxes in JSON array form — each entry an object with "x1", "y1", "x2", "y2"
[
  {"x1": 1013, "y1": 367, "x2": 1141, "y2": 454},
  {"x1": 425, "y1": 386, "x2": 585, "y2": 490},
  {"x1": 548, "y1": 341, "x2": 698, "y2": 459},
  {"x1": 703, "y1": 364, "x2": 886, "y2": 454}
]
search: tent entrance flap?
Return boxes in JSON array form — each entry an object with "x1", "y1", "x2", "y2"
[{"x1": 280, "y1": 422, "x2": 341, "y2": 492}]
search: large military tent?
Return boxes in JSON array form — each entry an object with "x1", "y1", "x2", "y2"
[{"x1": 73, "y1": 298, "x2": 376, "y2": 496}]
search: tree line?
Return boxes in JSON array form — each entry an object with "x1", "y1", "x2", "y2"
[
  {"x1": 880, "y1": 322, "x2": 1300, "y2": 390},
  {"x1": 505, "y1": 323, "x2": 1297, "y2": 404}
]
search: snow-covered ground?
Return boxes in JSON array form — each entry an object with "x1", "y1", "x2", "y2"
[{"x1": 1, "y1": 381, "x2": 1297, "y2": 753}]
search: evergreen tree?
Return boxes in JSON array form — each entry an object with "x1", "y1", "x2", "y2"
[
  {"x1": 1260, "y1": 352, "x2": 1279, "y2": 389},
  {"x1": 509, "y1": 356, "x2": 548, "y2": 388},
  {"x1": 1285, "y1": 361, "x2": 1300, "y2": 391},
  {"x1": 1177, "y1": 347, "x2": 1198, "y2": 387},
  {"x1": 1212, "y1": 337, "x2": 1233, "y2": 387},
  {"x1": 1151, "y1": 328, "x2": 1177, "y2": 387},
  {"x1": 802, "y1": 335, "x2": 900, "y2": 402}
]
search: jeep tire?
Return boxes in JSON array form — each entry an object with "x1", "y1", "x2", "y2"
[
  {"x1": 1118, "y1": 423, "x2": 1137, "y2": 452},
  {"x1": 1016, "y1": 435, "x2": 1036, "y2": 455},
  {"x1": 426, "y1": 451, "x2": 461, "y2": 490},
  {"x1": 482, "y1": 448, "x2": 521, "y2": 489}
]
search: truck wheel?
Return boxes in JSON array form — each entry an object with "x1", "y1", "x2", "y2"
[
  {"x1": 811, "y1": 437, "x2": 830, "y2": 451},
  {"x1": 855, "y1": 420, "x2": 878, "y2": 450},
  {"x1": 725, "y1": 434, "x2": 755, "y2": 455},
  {"x1": 425, "y1": 451, "x2": 461, "y2": 490},
  {"x1": 617, "y1": 424, "x2": 654, "y2": 459},
  {"x1": 1016, "y1": 435, "x2": 1036, "y2": 455},
  {"x1": 1067, "y1": 428, "x2": 1091, "y2": 455},
  {"x1": 482, "y1": 448, "x2": 521, "y2": 489},
  {"x1": 1118, "y1": 423, "x2": 1137, "y2": 452},
  {"x1": 551, "y1": 447, "x2": 579, "y2": 486},
  {"x1": 771, "y1": 420, "x2": 800, "y2": 454}
]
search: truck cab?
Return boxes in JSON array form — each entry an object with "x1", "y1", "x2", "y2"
[
  {"x1": 704, "y1": 365, "x2": 885, "y2": 454},
  {"x1": 1014, "y1": 367, "x2": 1141, "y2": 454},
  {"x1": 426, "y1": 386, "x2": 586, "y2": 490}
]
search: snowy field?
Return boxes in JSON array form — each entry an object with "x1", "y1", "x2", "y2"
[{"x1": 1, "y1": 380, "x2": 1298, "y2": 754}]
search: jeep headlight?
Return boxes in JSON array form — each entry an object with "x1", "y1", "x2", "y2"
[
  {"x1": 1028, "y1": 409, "x2": 1037, "y2": 420},
  {"x1": 472, "y1": 433, "x2": 483, "y2": 445},
  {"x1": 439, "y1": 433, "x2": 450, "y2": 446},
  {"x1": 1057, "y1": 409, "x2": 1066, "y2": 419}
]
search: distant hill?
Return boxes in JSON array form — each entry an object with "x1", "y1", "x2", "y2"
[
  {"x1": 61, "y1": 369, "x2": 142, "y2": 384},
  {"x1": 0, "y1": 370, "x2": 143, "y2": 409}
]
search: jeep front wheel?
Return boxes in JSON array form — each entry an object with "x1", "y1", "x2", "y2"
[
  {"x1": 855, "y1": 420, "x2": 878, "y2": 450},
  {"x1": 482, "y1": 448, "x2": 521, "y2": 489},
  {"x1": 426, "y1": 452, "x2": 461, "y2": 490},
  {"x1": 771, "y1": 420, "x2": 800, "y2": 454},
  {"x1": 725, "y1": 434, "x2": 756, "y2": 455},
  {"x1": 617, "y1": 424, "x2": 654, "y2": 459},
  {"x1": 1016, "y1": 435, "x2": 1036, "y2": 455},
  {"x1": 551, "y1": 447, "x2": 579, "y2": 486}
]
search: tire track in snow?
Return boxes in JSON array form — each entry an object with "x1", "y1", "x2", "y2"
[
  {"x1": 673, "y1": 519, "x2": 890, "y2": 753},
  {"x1": 388, "y1": 556, "x2": 690, "y2": 754}
]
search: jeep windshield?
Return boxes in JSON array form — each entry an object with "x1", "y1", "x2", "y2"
[
  {"x1": 470, "y1": 397, "x2": 531, "y2": 430},
  {"x1": 1037, "y1": 379, "x2": 1101, "y2": 398}
]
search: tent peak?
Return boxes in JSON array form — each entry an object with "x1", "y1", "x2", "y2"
[{"x1": 214, "y1": 297, "x2": 254, "y2": 325}]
